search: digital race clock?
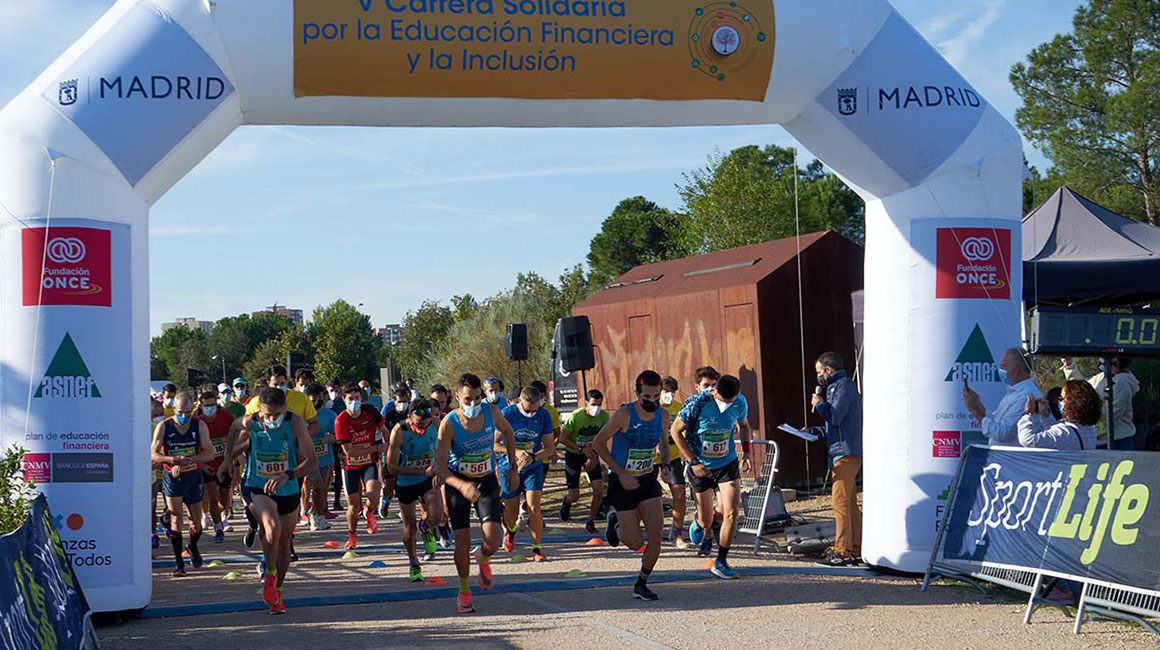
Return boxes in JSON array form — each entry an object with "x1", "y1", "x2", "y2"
[{"x1": 1029, "y1": 306, "x2": 1160, "y2": 357}]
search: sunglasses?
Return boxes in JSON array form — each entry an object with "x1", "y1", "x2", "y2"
[{"x1": 411, "y1": 408, "x2": 433, "y2": 417}]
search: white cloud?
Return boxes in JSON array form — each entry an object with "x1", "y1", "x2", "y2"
[{"x1": 926, "y1": 0, "x2": 1008, "y2": 67}]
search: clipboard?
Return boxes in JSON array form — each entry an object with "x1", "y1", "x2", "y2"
[{"x1": 778, "y1": 424, "x2": 819, "y2": 441}]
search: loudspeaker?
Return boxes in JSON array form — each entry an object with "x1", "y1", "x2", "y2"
[
  {"x1": 505, "y1": 323, "x2": 528, "y2": 361},
  {"x1": 559, "y1": 316, "x2": 595, "y2": 372}
]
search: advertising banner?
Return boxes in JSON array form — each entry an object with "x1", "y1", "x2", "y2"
[
  {"x1": 0, "y1": 218, "x2": 134, "y2": 594},
  {"x1": 939, "y1": 446, "x2": 1160, "y2": 593},
  {"x1": 293, "y1": 0, "x2": 776, "y2": 100},
  {"x1": 0, "y1": 495, "x2": 98, "y2": 650},
  {"x1": 906, "y1": 219, "x2": 1020, "y2": 555}
]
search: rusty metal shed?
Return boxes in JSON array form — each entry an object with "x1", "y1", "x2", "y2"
[{"x1": 574, "y1": 230, "x2": 864, "y2": 485}]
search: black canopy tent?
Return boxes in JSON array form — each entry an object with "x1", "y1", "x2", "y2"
[{"x1": 1023, "y1": 186, "x2": 1160, "y2": 304}]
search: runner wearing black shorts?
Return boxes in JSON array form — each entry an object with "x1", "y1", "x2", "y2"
[
  {"x1": 559, "y1": 390, "x2": 609, "y2": 536},
  {"x1": 151, "y1": 392, "x2": 216, "y2": 577}
]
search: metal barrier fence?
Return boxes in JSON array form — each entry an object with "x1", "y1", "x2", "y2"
[{"x1": 678, "y1": 439, "x2": 786, "y2": 553}]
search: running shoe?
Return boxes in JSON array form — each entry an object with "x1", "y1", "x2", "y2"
[
  {"x1": 475, "y1": 549, "x2": 494, "y2": 590},
  {"x1": 815, "y1": 548, "x2": 858, "y2": 567},
  {"x1": 378, "y1": 499, "x2": 391, "y2": 520},
  {"x1": 271, "y1": 593, "x2": 286, "y2": 615},
  {"x1": 532, "y1": 548, "x2": 547, "y2": 563},
  {"x1": 244, "y1": 525, "x2": 257, "y2": 549},
  {"x1": 366, "y1": 512, "x2": 379, "y2": 535},
  {"x1": 558, "y1": 499, "x2": 572, "y2": 522},
  {"x1": 605, "y1": 511, "x2": 620, "y2": 548},
  {"x1": 190, "y1": 547, "x2": 203, "y2": 569},
  {"x1": 409, "y1": 565, "x2": 424, "y2": 582},
  {"x1": 457, "y1": 592, "x2": 476, "y2": 614},
  {"x1": 711, "y1": 561, "x2": 739, "y2": 580},
  {"x1": 309, "y1": 516, "x2": 321, "y2": 532},
  {"x1": 503, "y1": 529, "x2": 516, "y2": 553},
  {"x1": 438, "y1": 524, "x2": 452, "y2": 549},
  {"x1": 213, "y1": 526, "x2": 225, "y2": 544},
  {"x1": 172, "y1": 565, "x2": 186, "y2": 578},
  {"x1": 344, "y1": 534, "x2": 358, "y2": 550},
  {"x1": 585, "y1": 519, "x2": 598, "y2": 536},
  {"x1": 689, "y1": 520, "x2": 705, "y2": 545},
  {"x1": 633, "y1": 583, "x2": 658, "y2": 601},
  {"x1": 422, "y1": 550, "x2": 437, "y2": 562},
  {"x1": 257, "y1": 558, "x2": 266, "y2": 581},
  {"x1": 422, "y1": 530, "x2": 438, "y2": 556},
  {"x1": 324, "y1": 510, "x2": 338, "y2": 520},
  {"x1": 151, "y1": 535, "x2": 160, "y2": 549},
  {"x1": 262, "y1": 574, "x2": 278, "y2": 605},
  {"x1": 696, "y1": 533, "x2": 714, "y2": 558}
]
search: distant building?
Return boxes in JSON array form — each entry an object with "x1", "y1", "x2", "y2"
[
  {"x1": 161, "y1": 317, "x2": 213, "y2": 335},
  {"x1": 254, "y1": 304, "x2": 304, "y2": 327},
  {"x1": 376, "y1": 324, "x2": 405, "y2": 346}
]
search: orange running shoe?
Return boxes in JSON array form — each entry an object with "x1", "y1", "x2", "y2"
[
  {"x1": 457, "y1": 591, "x2": 475, "y2": 614},
  {"x1": 366, "y1": 512, "x2": 378, "y2": 535},
  {"x1": 475, "y1": 549, "x2": 493, "y2": 590},
  {"x1": 273, "y1": 592, "x2": 286, "y2": 615},
  {"x1": 262, "y1": 574, "x2": 278, "y2": 605},
  {"x1": 344, "y1": 533, "x2": 357, "y2": 550},
  {"x1": 503, "y1": 529, "x2": 516, "y2": 553}
]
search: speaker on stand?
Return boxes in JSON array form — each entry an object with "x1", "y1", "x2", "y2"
[{"x1": 505, "y1": 323, "x2": 528, "y2": 387}]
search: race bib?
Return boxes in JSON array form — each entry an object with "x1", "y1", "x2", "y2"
[
  {"x1": 313, "y1": 440, "x2": 329, "y2": 455},
  {"x1": 459, "y1": 453, "x2": 491, "y2": 478},
  {"x1": 626, "y1": 448, "x2": 655, "y2": 477},
  {"x1": 170, "y1": 445, "x2": 199, "y2": 470},
  {"x1": 212, "y1": 439, "x2": 227, "y2": 458},
  {"x1": 515, "y1": 441, "x2": 535, "y2": 452},
  {"x1": 256, "y1": 452, "x2": 288, "y2": 478},
  {"x1": 701, "y1": 431, "x2": 730, "y2": 458},
  {"x1": 405, "y1": 454, "x2": 433, "y2": 470},
  {"x1": 347, "y1": 443, "x2": 373, "y2": 467}
]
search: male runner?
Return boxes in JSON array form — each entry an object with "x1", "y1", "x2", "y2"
[
  {"x1": 435, "y1": 373, "x2": 519, "y2": 614},
  {"x1": 230, "y1": 388, "x2": 317, "y2": 614},
  {"x1": 294, "y1": 368, "x2": 315, "y2": 393},
  {"x1": 230, "y1": 378, "x2": 250, "y2": 412},
  {"x1": 151, "y1": 392, "x2": 215, "y2": 576},
  {"x1": 377, "y1": 387, "x2": 411, "y2": 519},
  {"x1": 335, "y1": 383, "x2": 387, "y2": 549},
  {"x1": 159, "y1": 383, "x2": 178, "y2": 417},
  {"x1": 594, "y1": 371, "x2": 670, "y2": 602},
  {"x1": 430, "y1": 384, "x2": 452, "y2": 417},
  {"x1": 559, "y1": 389, "x2": 608, "y2": 535},
  {"x1": 429, "y1": 383, "x2": 454, "y2": 547},
  {"x1": 672, "y1": 374, "x2": 752, "y2": 579},
  {"x1": 150, "y1": 399, "x2": 166, "y2": 549},
  {"x1": 499, "y1": 386, "x2": 556, "y2": 561},
  {"x1": 197, "y1": 390, "x2": 235, "y2": 543},
  {"x1": 660, "y1": 377, "x2": 689, "y2": 547},
  {"x1": 387, "y1": 399, "x2": 444, "y2": 580},
  {"x1": 305, "y1": 383, "x2": 336, "y2": 531},
  {"x1": 483, "y1": 377, "x2": 508, "y2": 409}
]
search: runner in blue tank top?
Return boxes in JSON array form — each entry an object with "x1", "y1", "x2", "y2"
[
  {"x1": 229, "y1": 388, "x2": 317, "y2": 615},
  {"x1": 498, "y1": 386, "x2": 557, "y2": 561},
  {"x1": 593, "y1": 370, "x2": 672, "y2": 603},
  {"x1": 436, "y1": 373, "x2": 519, "y2": 615},
  {"x1": 151, "y1": 391, "x2": 215, "y2": 577},
  {"x1": 387, "y1": 398, "x2": 445, "y2": 581},
  {"x1": 672, "y1": 374, "x2": 753, "y2": 580},
  {"x1": 305, "y1": 383, "x2": 337, "y2": 532}
]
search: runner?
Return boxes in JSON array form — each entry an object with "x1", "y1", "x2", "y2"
[
  {"x1": 558, "y1": 389, "x2": 608, "y2": 535},
  {"x1": 594, "y1": 370, "x2": 670, "y2": 602},
  {"x1": 483, "y1": 377, "x2": 508, "y2": 409},
  {"x1": 689, "y1": 366, "x2": 724, "y2": 549},
  {"x1": 160, "y1": 383, "x2": 178, "y2": 417},
  {"x1": 387, "y1": 399, "x2": 444, "y2": 580},
  {"x1": 435, "y1": 373, "x2": 520, "y2": 614},
  {"x1": 197, "y1": 390, "x2": 235, "y2": 543},
  {"x1": 151, "y1": 392, "x2": 215, "y2": 576},
  {"x1": 229, "y1": 388, "x2": 318, "y2": 614},
  {"x1": 498, "y1": 386, "x2": 556, "y2": 561},
  {"x1": 294, "y1": 368, "x2": 315, "y2": 393},
  {"x1": 150, "y1": 399, "x2": 166, "y2": 550},
  {"x1": 304, "y1": 383, "x2": 336, "y2": 531},
  {"x1": 671, "y1": 374, "x2": 752, "y2": 579},
  {"x1": 335, "y1": 383, "x2": 387, "y2": 549},
  {"x1": 660, "y1": 376, "x2": 689, "y2": 548},
  {"x1": 377, "y1": 387, "x2": 411, "y2": 520},
  {"x1": 230, "y1": 378, "x2": 250, "y2": 412},
  {"x1": 430, "y1": 384, "x2": 452, "y2": 417},
  {"x1": 429, "y1": 383, "x2": 454, "y2": 547}
]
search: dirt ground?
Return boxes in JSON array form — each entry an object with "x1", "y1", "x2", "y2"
[{"x1": 98, "y1": 469, "x2": 1158, "y2": 649}]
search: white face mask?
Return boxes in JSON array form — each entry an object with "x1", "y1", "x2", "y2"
[
  {"x1": 714, "y1": 398, "x2": 731, "y2": 414},
  {"x1": 346, "y1": 400, "x2": 361, "y2": 414},
  {"x1": 586, "y1": 404, "x2": 602, "y2": 417},
  {"x1": 263, "y1": 414, "x2": 285, "y2": 430},
  {"x1": 328, "y1": 390, "x2": 339, "y2": 401},
  {"x1": 218, "y1": 394, "x2": 231, "y2": 407},
  {"x1": 395, "y1": 401, "x2": 410, "y2": 413},
  {"x1": 660, "y1": 392, "x2": 674, "y2": 406},
  {"x1": 163, "y1": 397, "x2": 174, "y2": 407},
  {"x1": 202, "y1": 406, "x2": 218, "y2": 418}
]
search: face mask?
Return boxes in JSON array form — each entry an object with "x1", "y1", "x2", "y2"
[
  {"x1": 640, "y1": 398, "x2": 659, "y2": 413},
  {"x1": 276, "y1": 385, "x2": 288, "y2": 393},
  {"x1": 714, "y1": 399, "x2": 731, "y2": 414},
  {"x1": 163, "y1": 397, "x2": 174, "y2": 407},
  {"x1": 395, "y1": 401, "x2": 410, "y2": 413},
  {"x1": 518, "y1": 405, "x2": 537, "y2": 418},
  {"x1": 486, "y1": 393, "x2": 499, "y2": 403},
  {"x1": 700, "y1": 386, "x2": 712, "y2": 394},
  {"x1": 328, "y1": 390, "x2": 339, "y2": 401},
  {"x1": 660, "y1": 392, "x2": 674, "y2": 406},
  {"x1": 312, "y1": 399, "x2": 325, "y2": 411},
  {"x1": 411, "y1": 422, "x2": 429, "y2": 434},
  {"x1": 218, "y1": 395, "x2": 231, "y2": 407},
  {"x1": 202, "y1": 406, "x2": 218, "y2": 418},
  {"x1": 462, "y1": 403, "x2": 482, "y2": 418},
  {"x1": 297, "y1": 385, "x2": 309, "y2": 394},
  {"x1": 346, "y1": 400, "x2": 361, "y2": 414},
  {"x1": 234, "y1": 388, "x2": 247, "y2": 398},
  {"x1": 587, "y1": 405, "x2": 602, "y2": 417},
  {"x1": 175, "y1": 413, "x2": 190, "y2": 425},
  {"x1": 997, "y1": 368, "x2": 1010, "y2": 385},
  {"x1": 263, "y1": 414, "x2": 285, "y2": 431},
  {"x1": 817, "y1": 373, "x2": 828, "y2": 387}
]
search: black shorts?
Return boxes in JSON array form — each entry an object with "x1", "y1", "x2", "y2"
[
  {"x1": 564, "y1": 452, "x2": 603, "y2": 489},
  {"x1": 666, "y1": 459, "x2": 686, "y2": 487},
  {"x1": 446, "y1": 473, "x2": 502, "y2": 530},
  {"x1": 607, "y1": 469, "x2": 662, "y2": 513},
  {"x1": 242, "y1": 485, "x2": 299, "y2": 517},
  {"x1": 689, "y1": 459, "x2": 741, "y2": 494},
  {"x1": 203, "y1": 469, "x2": 233, "y2": 489},
  {"x1": 396, "y1": 477, "x2": 435, "y2": 506},
  {"x1": 342, "y1": 464, "x2": 380, "y2": 495}
]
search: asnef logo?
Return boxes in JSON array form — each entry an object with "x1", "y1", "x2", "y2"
[
  {"x1": 936, "y1": 228, "x2": 1011, "y2": 300},
  {"x1": 945, "y1": 325, "x2": 1000, "y2": 383},
  {"x1": 22, "y1": 227, "x2": 111, "y2": 307},
  {"x1": 34, "y1": 333, "x2": 101, "y2": 399}
]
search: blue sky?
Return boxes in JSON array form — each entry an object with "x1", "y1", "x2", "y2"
[{"x1": 0, "y1": 0, "x2": 1083, "y2": 335}]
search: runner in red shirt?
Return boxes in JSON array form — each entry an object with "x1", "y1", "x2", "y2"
[
  {"x1": 198, "y1": 390, "x2": 235, "y2": 544},
  {"x1": 334, "y1": 383, "x2": 388, "y2": 549}
]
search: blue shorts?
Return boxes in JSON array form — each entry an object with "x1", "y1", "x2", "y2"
[
  {"x1": 162, "y1": 470, "x2": 204, "y2": 505},
  {"x1": 499, "y1": 463, "x2": 546, "y2": 500}
]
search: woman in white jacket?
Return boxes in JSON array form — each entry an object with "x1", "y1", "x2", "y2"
[{"x1": 1018, "y1": 380, "x2": 1100, "y2": 451}]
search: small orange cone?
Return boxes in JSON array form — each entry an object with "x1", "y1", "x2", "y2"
[
  {"x1": 633, "y1": 546, "x2": 645, "y2": 554},
  {"x1": 425, "y1": 576, "x2": 447, "y2": 586},
  {"x1": 701, "y1": 559, "x2": 715, "y2": 570},
  {"x1": 323, "y1": 540, "x2": 339, "y2": 549},
  {"x1": 182, "y1": 550, "x2": 191, "y2": 558},
  {"x1": 585, "y1": 537, "x2": 606, "y2": 546}
]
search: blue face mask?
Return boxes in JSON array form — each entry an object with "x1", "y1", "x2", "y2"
[
  {"x1": 997, "y1": 368, "x2": 1010, "y2": 385},
  {"x1": 462, "y1": 403, "x2": 482, "y2": 418},
  {"x1": 202, "y1": 406, "x2": 217, "y2": 418},
  {"x1": 175, "y1": 414, "x2": 191, "y2": 425}
]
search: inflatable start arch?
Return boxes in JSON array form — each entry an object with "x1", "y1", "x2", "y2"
[{"x1": 0, "y1": 0, "x2": 1023, "y2": 611}]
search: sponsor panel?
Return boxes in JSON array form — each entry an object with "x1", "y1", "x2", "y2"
[
  {"x1": 22, "y1": 227, "x2": 112, "y2": 307},
  {"x1": 935, "y1": 228, "x2": 1011, "y2": 300}
]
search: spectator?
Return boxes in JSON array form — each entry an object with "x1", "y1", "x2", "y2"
[
  {"x1": 1061, "y1": 357, "x2": 1140, "y2": 450},
  {"x1": 1017, "y1": 380, "x2": 1099, "y2": 451},
  {"x1": 1045, "y1": 386, "x2": 1063, "y2": 421},
  {"x1": 810, "y1": 351, "x2": 863, "y2": 566},
  {"x1": 961, "y1": 347, "x2": 1041, "y2": 445}
]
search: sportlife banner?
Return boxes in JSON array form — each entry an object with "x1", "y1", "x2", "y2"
[
  {"x1": 0, "y1": 495, "x2": 98, "y2": 650},
  {"x1": 293, "y1": 0, "x2": 776, "y2": 100},
  {"x1": 906, "y1": 219, "x2": 1021, "y2": 556},
  {"x1": 939, "y1": 446, "x2": 1160, "y2": 593},
  {"x1": 0, "y1": 219, "x2": 134, "y2": 594}
]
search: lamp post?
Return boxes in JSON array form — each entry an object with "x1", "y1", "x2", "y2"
[{"x1": 212, "y1": 354, "x2": 225, "y2": 383}]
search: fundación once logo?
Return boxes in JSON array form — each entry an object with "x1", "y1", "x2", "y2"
[
  {"x1": 34, "y1": 333, "x2": 101, "y2": 399},
  {"x1": 22, "y1": 227, "x2": 111, "y2": 307},
  {"x1": 935, "y1": 227, "x2": 1011, "y2": 300},
  {"x1": 945, "y1": 324, "x2": 999, "y2": 384}
]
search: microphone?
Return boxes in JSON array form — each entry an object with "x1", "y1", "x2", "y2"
[{"x1": 815, "y1": 386, "x2": 824, "y2": 396}]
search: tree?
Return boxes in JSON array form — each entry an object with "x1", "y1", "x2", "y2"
[
  {"x1": 150, "y1": 326, "x2": 209, "y2": 386},
  {"x1": 241, "y1": 339, "x2": 283, "y2": 385},
  {"x1": 1011, "y1": 0, "x2": 1160, "y2": 224},
  {"x1": 677, "y1": 145, "x2": 864, "y2": 253},
  {"x1": 205, "y1": 315, "x2": 252, "y2": 381},
  {"x1": 587, "y1": 196, "x2": 690, "y2": 285},
  {"x1": 309, "y1": 300, "x2": 382, "y2": 384},
  {"x1": 395, "y1": 301, "x2": 456, "y2": 378},
  {"x1": 558, "y1": 264, "x2": 595, "y2": 313}
]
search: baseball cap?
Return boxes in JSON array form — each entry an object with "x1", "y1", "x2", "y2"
[
  {"x1": 217, "y1": 383, "x2": 231, "y2": 393},
  {"x1": 232, "y1": 377, "x2": 247, "y2": 386}
]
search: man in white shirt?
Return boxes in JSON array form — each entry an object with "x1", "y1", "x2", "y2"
[
  {"x1": 961, "y1": 348, "x2": 1042, "y2": 445},
  {"x1": 1061, "y1": 356, "x2": 1140, "y2": 450}
]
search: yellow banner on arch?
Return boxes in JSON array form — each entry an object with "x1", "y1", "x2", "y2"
[{"x1": 294, "y1": 0, "x2": 776, "y2": 101}]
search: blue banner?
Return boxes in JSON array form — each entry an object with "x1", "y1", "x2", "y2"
[
  {"x1": 0, "y1": 495, "x2": 97, "y2": 650},
  {"x1": 940, "y1": 446, "x2": 1160, "y2": 592}
]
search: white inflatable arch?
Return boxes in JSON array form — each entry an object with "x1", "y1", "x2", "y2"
[{"x1": 0, "y1": 0, "x2": 1022, "y2": 611}]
